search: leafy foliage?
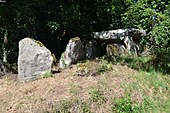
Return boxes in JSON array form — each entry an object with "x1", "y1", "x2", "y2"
[
  {"x1": 150, "y1": 19, "x2": 170, "y2": 51},
  {"x1": 0, "y1": 0, "x2": 170, "y2": 73},
  {"x1": 123, "y1": 0, "x2": 168, "y2": 32},
  {"x1": 0, "y1": 0, "x2": 134, "y2": 62},
  {"x1": 112, "y1": 97, "x2": 140, "y2": 113},
  {"x1": 149, "y1": 19, "x2": 170, "y2": 73}
]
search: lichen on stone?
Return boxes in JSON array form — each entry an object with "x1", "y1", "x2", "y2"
[
  {"x1": 59, "y1": 52, "x2": 67, "y2": 69},
  {"x1": 70, "y1": 37, "x2": 80, "y2": 41},
  {"x1": 51, "y1": 54, "x2": 57, "y2": 63},
  {"x1": 29, "y1": 38, "x2": 45, "y2": 47}
]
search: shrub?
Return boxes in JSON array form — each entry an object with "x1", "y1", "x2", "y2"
[
  {"x1": 123, "y1": 56, "x2": 154, "y2": 72},
  {"x1": 148, "y1": 19, "x2": 170, "y2": 73},
  {"x1": 109, "y1": 18, "x2": 170, "y2": 73}
]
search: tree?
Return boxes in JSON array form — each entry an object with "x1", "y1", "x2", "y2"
[
  {"x1": 123, "y1": 0, "x2": 168, "y2": 32},
  {"x1": 0, "y1": 1, "x2": 8, "y2": 64}
]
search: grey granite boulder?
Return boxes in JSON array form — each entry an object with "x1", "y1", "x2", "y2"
[
  {"x1": 92, "y1": 28, "x2": 146, "y2": 40},
  {"x1": 85, "y1": 40, "x2": 100, "y2": 59},
  {"x1": 59, "y1": 37, "x2": 85, "y2": 69},
  {"x1": 92, "y1": 28, "x2": 146, "y2": 55},
  {"x1": 18, "y1": 38, "x2": 53, "y2": 81},
  {"x1": 127, "y1": 28, "x2": 146, "y2": 37},
  {"x1": 124, "y1": 36, "x2": 139, "y2": 55},
  {"x1": 106, "y1": 44, "x2": 126, "y2": 61}
]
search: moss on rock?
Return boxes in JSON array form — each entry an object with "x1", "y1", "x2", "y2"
[
  {"x1": 70, "y1": 37, "x2": 81, "y2": 42},
  {"x1": 29, "y1": 38, "x2": 45, "y2": 47}
]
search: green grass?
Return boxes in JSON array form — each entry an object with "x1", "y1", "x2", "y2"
[
  {"x1": 46, "y1": 70, "x2": 170, "y2": 113},
  {"x1": 97, "y1": 60, "x2": 112, "y2": 73},
  {"x1": 89, "y1": 88, "x2": 107, "y2": 105},
  {"x1": 111, "y1": 71, "x2": 170, "y2": 113},
  {"x1": 112, "y1": 96, "x2": 140, "y2": 113},
  {"x1": 124, "y1": 71, "x2": 170, "y2": 113},
  {"x1": 41, "y1": 71, "x2": 53, "y2": 78},
  {"x1": 113, "y1": 55, "x2": 154, "y2": 72},
  {"x1": 44, "y1": 59, "x2": 170, "y2": 113},
  {"x1": 48, "y1": 98, "x2": 91, "y2": 113}
]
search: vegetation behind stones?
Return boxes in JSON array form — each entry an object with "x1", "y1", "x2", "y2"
[{"x1": 0, "y1": 0, "x2": 170, "y2": 74}]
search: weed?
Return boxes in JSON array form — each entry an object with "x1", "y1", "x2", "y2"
[
  {"x1": 112, "y1": 96, "x2": 140, "y2": 113},
  {"x1": 97, "y1": 60, "x2": 112, "y2": 73},
  {"x1": 41, "y1": 71, "x2": 53, "y2": 78},
  {"x1": 125, "y1": 71, "x2": 170, "y2": 112},
  {"x1": 122, "y1": 56, "x2": 154, "y2": 72},
  {"x1": 141, "y1": 97, "x2": 156, "y2": 112},
  {"x1": 80, "y1": 102, "x2": 91, "y2": 113},
  {"x1": 69, "y1": 84, "x2": 81, "y2": 96},
  {"x1": 52, "y1": 98, "x2": 91, "y2": 113},
  {"x1": 99, "y1": 76, "x2": 108, "y2": 91},
  {"x1": 89, "y1": 88, "x2": 107, "y2": 105},
  {"x1": 54, "y1": 99, "x2": 72, "y2": 113}
]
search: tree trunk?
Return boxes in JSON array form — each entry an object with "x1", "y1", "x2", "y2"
[{"x1": 2, "y1": 32, "x2": 8, "y2": 73}]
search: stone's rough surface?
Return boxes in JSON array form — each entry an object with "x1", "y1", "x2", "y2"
[
  {"x1": 124, "y1": 36, "x2": 139, "y2": 55},
  {"x1": 93, "y1": 29, "x2": 126, "y2": 40},
  {"x1": 59, "y1": 37, "x2": 85, "y2": 69},
  {"x1": 106, "y1": 44, "x2": 126, "y2": 61},
  {"x1": 92, "y1": 28, "x2": 146, "y2": 40},
  {"x1": 114, "y1": 43, "x2": 126, "y2": 54},
  {"x1": 92, "y1": 28, "x2": 146, "y2": 55},
  {"x1": 127, "y1": 28, "x2": 146, "y2": 37},
  {"x1": 18, "y1": 38, "x2": 53, "y2": 81},
  {"x1": 85, "y1": 40, "x2": 100, "y2": 59}
]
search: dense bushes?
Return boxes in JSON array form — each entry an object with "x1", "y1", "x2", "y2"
[
  {"x1": 120, "y1": 0, "x2": 170, "y2": 73},
  {"x1": 0, "y1": 0, "x2": 170, "y2": 73},
  {"x1": 108, "y1": 18, "x2": 170, "y2": 73},
  {"x1": 0, "y1": 0, "x2": 132, "y2": 62},
  {"x1": 149, "y1": 19, "x2": 170, "y2": 73}
]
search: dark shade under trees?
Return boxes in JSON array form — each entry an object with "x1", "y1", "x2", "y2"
[{"x1": 0, "y1": 0, "x2": 170, "y2": 73}]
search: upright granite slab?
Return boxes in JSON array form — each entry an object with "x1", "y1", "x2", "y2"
[
  {"x1": 18, "y1": 38, "x2": 53, "y2": 81},
  {"x1": 85, "y1": 40, "x2": 100, "y2": 59},
  {"x1": 59, "y1": 37, "x2": 85, "y2": 69}
]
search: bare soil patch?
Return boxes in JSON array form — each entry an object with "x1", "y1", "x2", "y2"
[{"x1": 0, "y1": 60, "x2": 138, "y2": 113}]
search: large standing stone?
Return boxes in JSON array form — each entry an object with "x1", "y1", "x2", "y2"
[
  {"x1": 127, "y1": 28, "x2": 146, "y2": 37},
  {"x1": 18, "y1": 38, "x2": 53, "y2": 81},
  {"x1": 106, "y1": 44, "x2": 126, "y2": 61},
  {"x1": 92, "y1": 28, "x2": 146, "y2": 55},
  {"x1": 85, "y1": 40, "x2": 100, "y2": 59},
  {"x1": 59, "y1": 37, "x2": 85, "y2": 69},
  {"x1": 124, "y1": 36, "x2": 139, "y2": 55},
  {"x1": 92, "y1": 28, "x2": 146, "y2": 40}
]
